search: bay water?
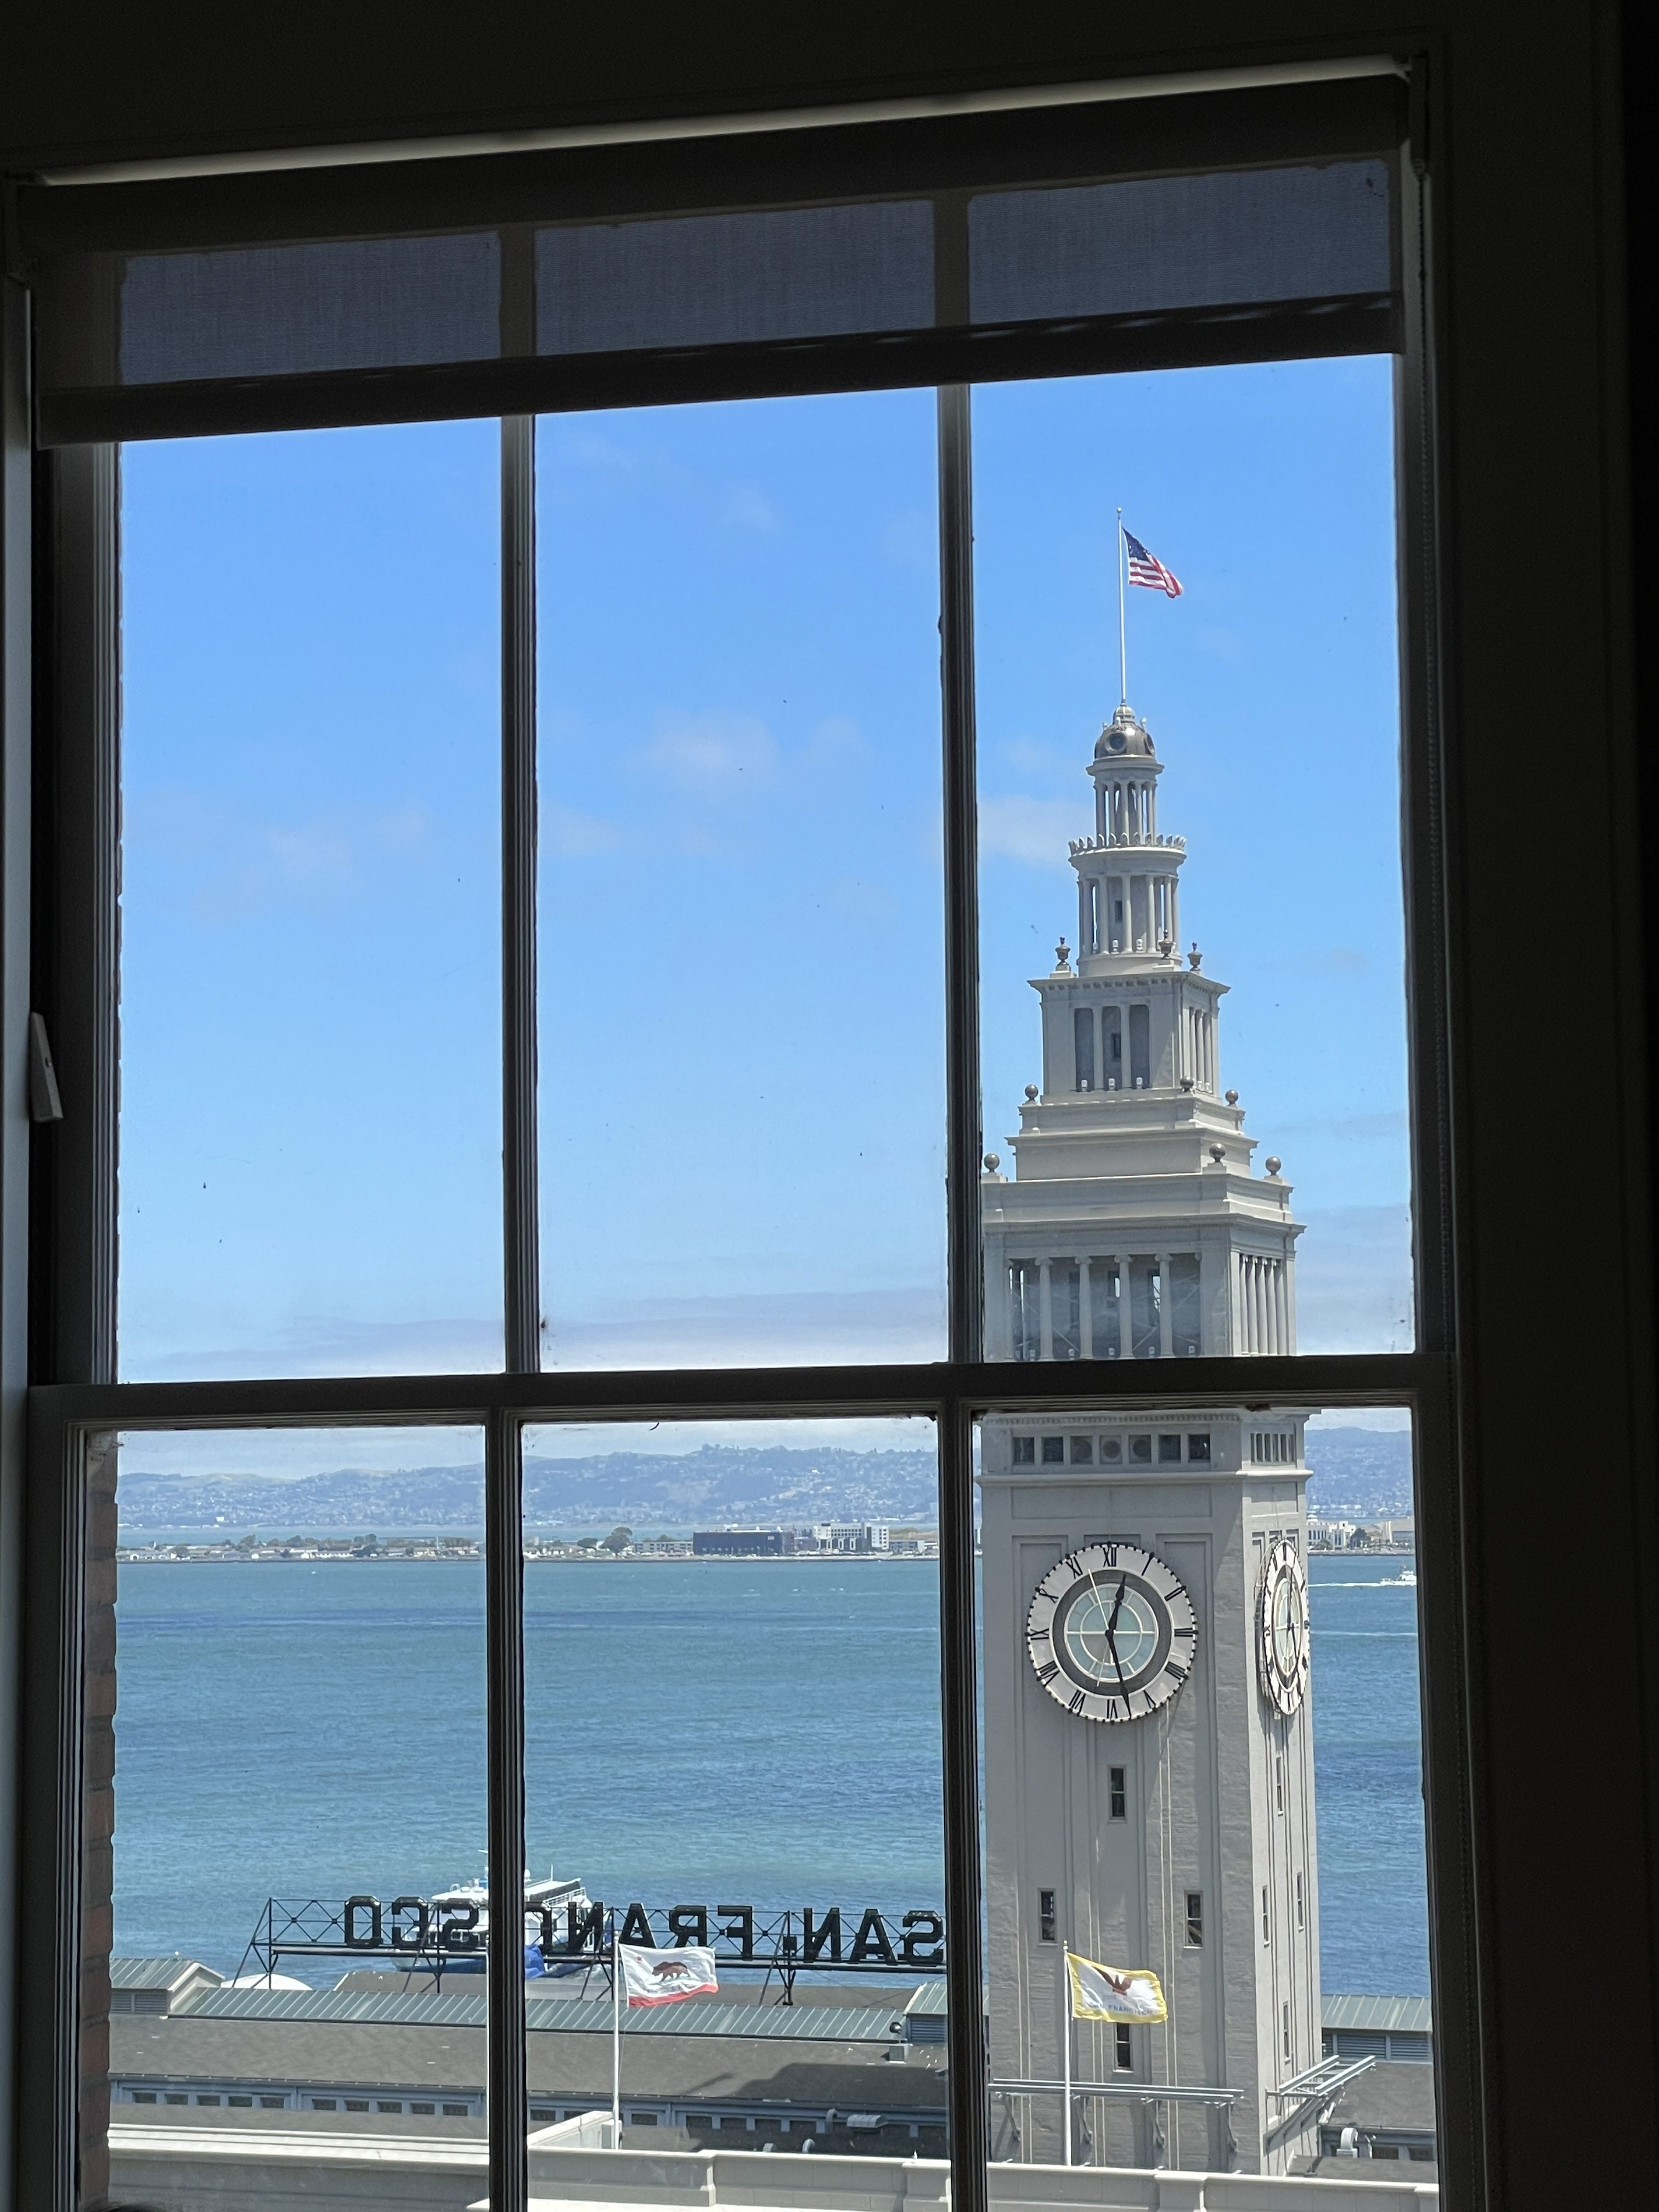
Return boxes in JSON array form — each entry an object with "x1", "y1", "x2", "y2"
[{"x1": 110, "y1": 1553, "x2": 1426, "y2": 1999}]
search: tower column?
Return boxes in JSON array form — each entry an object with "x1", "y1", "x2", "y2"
[
  {"x1": 1158, "y1": 1252, "x2": 1174, "y2": 1358},
  {"x1": 1039, "y1": 1260, "x2": 1053, "y2": 1361},
  {"x1": 1118, "y1": 1256, "x2": 1133, "y2": 1360}
]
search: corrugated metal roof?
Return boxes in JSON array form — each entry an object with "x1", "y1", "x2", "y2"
[
  {"x1": 1323, "y1": 1995, "x2": 1433, "y2": 2035},
  {"x1": 904, "y1": 1983, "x2": 947, "y2": 2017},
  {"x1": 171, "y1": 1987, "x2": 896, "y2": 2041},
  {"x1": 110, "y1": 1957, "x2": 221, "y2": 1993}
]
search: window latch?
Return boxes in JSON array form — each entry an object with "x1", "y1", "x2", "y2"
[{"x1": 29, "y1": 1012, "x2": 64, "y2": 1123}]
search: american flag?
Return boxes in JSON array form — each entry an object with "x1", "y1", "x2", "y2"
[{"x1": 1124, "y1": 528, "x2": 1183, "y2": 599}]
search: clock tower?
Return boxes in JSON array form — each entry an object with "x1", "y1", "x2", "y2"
[{"x1": 980, "y1": 701, "x2": 1321, "y2": 2175}]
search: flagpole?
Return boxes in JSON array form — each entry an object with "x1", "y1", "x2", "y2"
[
  {"x1": 1062, "y1": 1942, "x2": 1074, "y2": 2166},
  {"x1": 611, "y1": 1915, "x2": 622, "y2": 2147},
  {"x1": 1116, "y1": 508, "x2": 1127, "y2": 705}
]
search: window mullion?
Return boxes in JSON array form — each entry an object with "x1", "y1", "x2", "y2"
[
  {"x1": 501, "y1": 413, "x2": 540, "y2": 1374},
  {"x1": 486, "y1": 1405, "x2": 528, "y2": 2212},
  {"x1": 938, "y1": 382, "x2": 982, "y2": 1367}
]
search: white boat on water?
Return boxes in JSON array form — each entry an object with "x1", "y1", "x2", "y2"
[{"x1": 425, "y1": 1869, "x2": 596, "y2": 1975}]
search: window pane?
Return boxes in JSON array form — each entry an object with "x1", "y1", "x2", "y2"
[
  {"x1": 521, "y1": 1418, "x2": 948, "y2": 2165},
  {"x1": 974, "y1": 362, "x2": 1412, "y2": 1360},
  {"x1": 978, "y1": 1405, "x2": 1435, "y2": 2176},
  {"x1": 117, "y1": 423, "x2": 503, "y2": 1379},
  {"x1": 80, "y1": 1427, "x2": 489, "y2": 2207},
  {"x1": 536, "y1": 392, "x2": 946, "y2": 1368}
]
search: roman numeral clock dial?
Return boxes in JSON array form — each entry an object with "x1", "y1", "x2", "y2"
[
  {"x1": 1025, "y1": 1544, "x2": 1198, "y2": 1723},
  {"x1": 1257, "y1": 1536, "x2": 1311, "y2": 1717}
]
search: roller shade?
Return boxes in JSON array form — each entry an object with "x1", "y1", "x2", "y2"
[{"x1": 25, "y1": 75, "x2": 1406, "y2": 443}]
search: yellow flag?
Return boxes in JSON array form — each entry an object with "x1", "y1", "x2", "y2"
[{"x1": 1067, "y1": 1952, "x2": 1167, "y2": 2023}]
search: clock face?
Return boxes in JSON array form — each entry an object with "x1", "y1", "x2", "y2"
[
  {"x1": 1257, "y1": 1537, "x2": 1310, "y2": 1717},
  {"x1": 1026, "y1": 1543, "x2": 1198, "y2": 1724}
]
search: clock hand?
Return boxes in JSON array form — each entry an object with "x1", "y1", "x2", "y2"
[{"x1": 1103, "y1": 1579, "x2": 1130, "y2": 1690}]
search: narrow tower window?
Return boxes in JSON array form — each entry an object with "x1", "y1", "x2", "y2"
[
  {"x1": 1261, "y1": 1888, "x2": 1270, "y2": 1943},
  {"x1": 1051, "y1": 1262, "x2": 1081, "y2": 1361},
  {"x1": 1129, "y1": 1257, "x2": 1162, "y2": 1358},
  {"x1": 1073, "y1": 1007, "x2": 1096, "y2": 1092},
  {"x1": 1296, "y1": 1872, "x2": 1305, "y2": 1929},
  {"x1": 1169, "y1": 1253, "x2": 1201, "y2": 1356},
  {"x1": 1109, "y1": 1767, "x2": 1126, "y2": 1820},
  {"x1": 1114, "y1": 2024, "x2": 1132, "y2": 2072},
  {"x1": 1283, "y1": 2003, "x2": 1292, "y2": 2060},
  {"x1": 1089, "y1": 1256, "x2": 1122, "y2": 1356},
  {"x1": 1185, "y1": 1892, "x2": 1204, "y2": 1947},
  {"x1": 1129, "y1": 1001, "x2": 1151, "y2": 1086},
  {"x1": 1009, "y1": 1263, "x2": 1041, "y2": 1362},
  {"x1": 1039, "y1": 1891, "x2": 1056, "y2": 1943}
]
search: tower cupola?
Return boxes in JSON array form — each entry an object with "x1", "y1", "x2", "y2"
[{"x1": 1073, "y1": 703, "x2": 1183, "y2": 967}]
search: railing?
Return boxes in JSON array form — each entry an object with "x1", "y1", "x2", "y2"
[{"x1": 108, "y1": 2130, "x2": 1441, "y2": 2212}]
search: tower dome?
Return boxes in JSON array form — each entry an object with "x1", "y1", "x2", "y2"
[{"x1": 1094, "y1": 701, "x2": 1156, "y2": 759}]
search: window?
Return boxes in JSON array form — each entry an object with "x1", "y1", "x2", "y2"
[
  {"x1": 1296, "y1": 1872, "x2": 1305, "y2": 1929},
  {"x1": 1039, "y1": 1890, "x2": 1057, "y2": 1942},
  {"x1": 1073, "y1": 1007, "x2": 1095, "y2": 1091},
  {"x1": 1262, "y1": 1889, "x2": 1271, "y2": 1943},
  {"x1": 1283, "y1": 2004, "x2": 1293, "y2": 2061},
  {"x1": 13, "y1": 50, "x2": 1584, "y2": 2212},
  {"x1": 1186, "y1": 1892, "x2": 1204, "y2": 1947},
  {"x1": 1115, "y1": 2024, "x2": 1133, "y2": 2072}
]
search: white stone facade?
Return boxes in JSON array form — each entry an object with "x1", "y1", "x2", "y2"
[{"x1": 981, "y1": 706, "x2": 1321, "y2": 2176}]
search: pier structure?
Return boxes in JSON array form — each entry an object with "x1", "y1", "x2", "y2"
[{"x1": 979, "y1": 702, "x2": 1325, "y2": 2174}]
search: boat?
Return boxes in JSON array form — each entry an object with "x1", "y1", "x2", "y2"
[{"x1": 424, "y1": 1868, "x2": 596, "y2": 1977}]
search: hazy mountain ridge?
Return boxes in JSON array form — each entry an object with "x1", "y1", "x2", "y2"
[{"x1": 117, "y1": 1427, "x2": 1412, "y2": 1533}]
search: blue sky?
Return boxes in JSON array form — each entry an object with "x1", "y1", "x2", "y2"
[{"x1": 117, "y1": 356, "x2": 1409, "y2": 1384}]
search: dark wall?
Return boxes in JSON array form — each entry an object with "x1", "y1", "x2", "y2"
[
  {"x1": 0, "y1": 3, "x2": 1561, "y2": 171},
  {"x1": 4, "y1": 4, "x2": 1655, "y2": 2211}
]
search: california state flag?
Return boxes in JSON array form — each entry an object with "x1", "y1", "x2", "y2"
[
  {"x1": 1067, "y1": 1952, "x2": 1167, "y2": 2023},
  {"x1": 619, "y1": 1944, "x2": 719, "y2": 2008}
]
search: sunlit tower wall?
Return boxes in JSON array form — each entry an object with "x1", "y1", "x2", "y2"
[{"x1": 980, "y1": 703, "x2": 1321, "y2": 2175}]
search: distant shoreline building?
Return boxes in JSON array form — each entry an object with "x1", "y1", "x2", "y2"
[{"x1": 979, "y1": 701, "x2": 1324, "y2": 2175}]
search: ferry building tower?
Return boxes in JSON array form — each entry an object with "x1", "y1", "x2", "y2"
[{"x1": 980, "y1": 701, "x2": 1322, "y2": 2175}]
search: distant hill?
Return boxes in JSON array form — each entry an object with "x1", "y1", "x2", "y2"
[
  {"x1": 117, "y1": 1425, "x2": 1413, "y2": 1536},
  {"x1": 116, "y1": 1444, "x2": 940, "y2": 1537},
  {"x1": 1304, "y1": 1426, "x2": 1414, "y2": 1519}
]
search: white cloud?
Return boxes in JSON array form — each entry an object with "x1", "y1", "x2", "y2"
[
  {"x1": 641, "y1": 710, "x2": 778, "y2": 792},
  {"x1": 546, "y1": 803, "x2": 620, "y2": 856},
  {"x1": 721, "y1": 484, "x2": 778, "y2": 533},
  {"x1": 978, "y1": 793, "x2": 1080, "y2": 867},
  {"x1": 1293, "y1": 1204, "x2": 1415, "y2": 1354}
]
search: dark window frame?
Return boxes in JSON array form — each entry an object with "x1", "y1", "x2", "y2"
[{"x1": 0, "y1": 50, "x2": 1517, "y2": 2212}]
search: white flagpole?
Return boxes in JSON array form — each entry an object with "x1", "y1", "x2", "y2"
[
  {"x1": 611, "y1": 1916, "x2": 623, "y2": 2146},
  {"x1": 1116, "y1": 509, "x2": 1128, "y2": 705},
  {"x1": 1062, "y1": 1943, "x2": 1074, "y2": 2166}
]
